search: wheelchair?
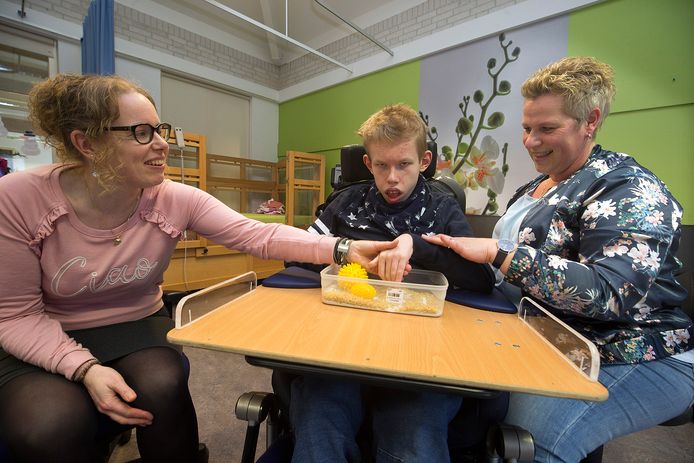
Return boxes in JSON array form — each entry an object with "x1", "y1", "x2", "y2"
[
  {"x1": 236, "y1": 369, "x2": 534, "y2": 463},
  {"x1": 233, "y1": 143, "x2": 534, "y2": 463}
]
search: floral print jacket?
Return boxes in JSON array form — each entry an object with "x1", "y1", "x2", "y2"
[{"x1": 504, "y1": 145, "x2": 691, "y2": 364}]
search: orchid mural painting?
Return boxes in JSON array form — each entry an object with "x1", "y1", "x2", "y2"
[{"x1": 421, "y1": 33, "x2": 522, "y2": 215}]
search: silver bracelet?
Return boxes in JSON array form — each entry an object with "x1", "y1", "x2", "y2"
[{"x1": 335, "y1": 238, "x2": 352, "y2": 265}]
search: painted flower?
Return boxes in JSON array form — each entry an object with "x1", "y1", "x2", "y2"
[{"x1": 467, "y1": 136, "x2": 505, "y2": 194}]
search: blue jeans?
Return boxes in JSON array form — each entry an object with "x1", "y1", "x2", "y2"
[
  {"x1": 289, "y1": 376, "x2": 462, "y2": 463},
  {"x1": 504, "y1": 357, "x2": 694, "y2": 463}
]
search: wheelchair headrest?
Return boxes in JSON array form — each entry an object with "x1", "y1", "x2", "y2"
[
  {"x1": 340, "y1": 144, "x2": 371, "y2": 183},
  {"x1": 340, "y1": 140, "x2": 438, "y2": 183}
]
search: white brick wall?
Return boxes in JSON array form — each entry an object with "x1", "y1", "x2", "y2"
[{"x1": 17, "y1": 0, "x2": 521, "y2": 91}]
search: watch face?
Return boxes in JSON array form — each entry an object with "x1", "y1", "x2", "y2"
[{"x1": 498, "y1": 239, "x2": 515, "y2": 252}]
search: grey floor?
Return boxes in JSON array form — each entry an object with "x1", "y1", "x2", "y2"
[{"x1": 110, "y1": 347, "x2": 693, "y2": 463}]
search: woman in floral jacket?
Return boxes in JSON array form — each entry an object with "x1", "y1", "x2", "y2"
[{"x1": 424, "y1": 56, "x2": 693, "y2": 462}]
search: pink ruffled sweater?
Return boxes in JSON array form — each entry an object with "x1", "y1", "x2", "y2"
[{"x1": 0, "y1": 165, "x2": 336, "y2": 380}]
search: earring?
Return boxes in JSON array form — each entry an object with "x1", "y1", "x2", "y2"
[
  {"x1": 91, "y1": 166, "x2": 98, "y2": 177},
  {"x1": 586, "y1": 133, "x2": 593, "y2": 139}
]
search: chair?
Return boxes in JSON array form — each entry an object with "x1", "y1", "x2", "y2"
[{"x1": 0, "y1": 291, "x2": 208, "y2": 463}]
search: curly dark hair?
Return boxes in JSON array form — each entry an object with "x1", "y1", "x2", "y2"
[{"x1": 28, "y1": 73, "x2": 156, "y2": 189}]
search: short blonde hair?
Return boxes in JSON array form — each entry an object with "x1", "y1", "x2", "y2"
[
  {"x1": 28, "y1": 73, "x2": 157, "y2": 190},
  {"x1": 521, "y1": 56, "x2": 615, "y2": 137},
  {"x1": 357, "y1": 104, "x2": 427, "y2": 159}
]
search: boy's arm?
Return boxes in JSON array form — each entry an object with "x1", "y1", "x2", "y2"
[{"x1": 410, "y1": 197, "x2": 495, "y2": 292}]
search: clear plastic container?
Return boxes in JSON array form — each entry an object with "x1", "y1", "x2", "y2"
[{"x1": 320, "y1": 265, "x2": 448, "y2": 317}]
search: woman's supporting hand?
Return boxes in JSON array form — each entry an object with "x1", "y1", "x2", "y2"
[
  {"x1": 82, "y1": 364, "x2": 154, "y2": 426},
  {"x1": 422, "y1": 234, "x2": 498, "y2": 265},
  {"x1": 347, "y1": 239, "x2": 412, "y2": 281}
]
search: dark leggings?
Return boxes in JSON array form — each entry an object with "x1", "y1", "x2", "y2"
[{"x1": 0, "y1": 346, "x2": 199, "y2": 463}]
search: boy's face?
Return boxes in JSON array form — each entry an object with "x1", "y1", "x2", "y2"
[{"x1": 363, "y1": 138, "x2": 432, "y2": 204}]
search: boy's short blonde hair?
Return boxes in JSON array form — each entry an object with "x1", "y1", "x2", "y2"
[
  {"x1": 357, "y1": 104, "x2": 427, "y2": 159},
  {"x1": 522, "y1": 56, "x2": 615, "y2": 137}
]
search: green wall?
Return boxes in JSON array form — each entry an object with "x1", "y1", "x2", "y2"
[
  {"x1": 568, "y1": 0, "x2": 694, "y2": 223},
  {"x1": 278, "y1": 61, "x2": 420, "y2": 190},
  {"x1": 278, "y1": 0, "x2": 693, "y2": 223}
]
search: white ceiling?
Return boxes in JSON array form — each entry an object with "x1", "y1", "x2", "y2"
[{"x1": 135, "y1": 0, "x2": 427, "y2": 64}]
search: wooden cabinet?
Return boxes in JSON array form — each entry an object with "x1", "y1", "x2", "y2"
[
  {"x1": 278, "y1": 151, "x2": 325, "y2": 228},
  {"x1": 161, "y1": 132, "x2": 283, "y2": 291},
  {"x1": 206, "y1": 154, "x2": 279, "y2": 214}
]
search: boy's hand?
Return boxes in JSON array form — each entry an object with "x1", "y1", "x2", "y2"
[
  {"x1": 348, "y1": 239, "x2": 411, "y2": 279},
  {"x1": 370, "y1": 234, "x2": 413, "y2": 282}
]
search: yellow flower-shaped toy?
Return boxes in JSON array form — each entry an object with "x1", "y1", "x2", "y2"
[
  {"x1": 337, "y1": 263, "x2": 376, "y2": 299},
  {"x1": 338, "y1": 262, "x2": 368, "y2": 279}
]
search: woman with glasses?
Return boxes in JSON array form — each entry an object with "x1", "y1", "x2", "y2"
[{"x1": 0, "y1": 74, "x2": 398, "y2": 463}]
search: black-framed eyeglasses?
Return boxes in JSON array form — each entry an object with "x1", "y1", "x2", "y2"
[{"x1": 105, "y1": 123, "x2": 172, "y2": 145}]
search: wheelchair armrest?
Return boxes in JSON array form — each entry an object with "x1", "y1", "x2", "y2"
[
  {"x1": 236, "y1": 392, "x2": 283, "y2": 463},
  {"x1": 235, "y1": 391, "x2": 278, "y2": 425}
]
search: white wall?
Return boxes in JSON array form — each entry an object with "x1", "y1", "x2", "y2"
[
  {"x1": 57, "y1": 40, "x2": 81, "y2": 74},
  {"x1": 116, "y1": 59, "x2": 162, "y2": 110},
  {"x1": 250, "y1": 97, "x2": 279, "y2": 162}
]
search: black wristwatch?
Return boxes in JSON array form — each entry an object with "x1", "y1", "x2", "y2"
[{"x1": 492, "y1": 239, "x2": 516, "y2": 269}]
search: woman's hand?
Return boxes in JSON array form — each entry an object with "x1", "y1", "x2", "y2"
[
  {"x1": 347, "y1": 239, "x2": 412, "y2": 280},
  {"x1": 370, "y1": 234, "x2": 413, "y2": 282},
  {"x1": 421, "y1": 234, "x2": 498, "y2": 265},
  {"x1": 82, "y1": 364, "x2": 153, "y2": 426}
]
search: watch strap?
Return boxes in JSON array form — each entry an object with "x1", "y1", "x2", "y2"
[{"x1": 492, "y1": 249, "x2": 509, "y2": 269}]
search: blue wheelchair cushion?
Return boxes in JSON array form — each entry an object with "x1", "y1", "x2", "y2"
[
  {"x1": 446, "y1": 287, "x2": 517, "y2": 314},
  {"x1": 261, "y1": 267, "x2": 322, "y2": 289}
]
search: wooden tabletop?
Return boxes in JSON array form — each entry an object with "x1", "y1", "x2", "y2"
[{"x1": 168, "y1": 286, "x2": 608, "y2": 401}]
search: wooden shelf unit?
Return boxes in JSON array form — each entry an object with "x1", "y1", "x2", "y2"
[
  {"x1": 278, "y1": 151, "x2": 325, "y2": 228},
  {"x1": 161, "y1": 133, "x2": 284, "y2": 291},
  {"x1": 206, "y1": 154, "x2": 279, "y2": 214}
]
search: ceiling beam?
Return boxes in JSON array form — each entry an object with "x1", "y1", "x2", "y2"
[
  {"x1": 314, "y1": 0, "x2": 393, "y2": 56},
  {"x1": 259, "y1": 0, "x2": 281, "y2": 63},
  {"x1": 203, "y1": 0, "x2": 352, "y2": 73}
]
